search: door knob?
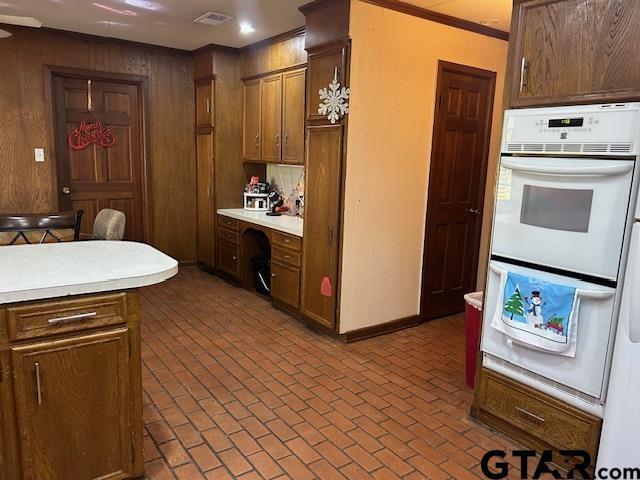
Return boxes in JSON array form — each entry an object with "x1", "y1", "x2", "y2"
[
  {"x1": 468, "y1": 208, "x2": 480, "y2": 215},
  {"x1": 62, "y1": 186, "x2": 71, "y2": 195}
]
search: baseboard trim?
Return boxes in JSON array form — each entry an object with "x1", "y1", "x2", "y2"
[
  {"x1": 179, "y1": 260, "x2": 198, "y2": 267},
  {"x1": 341, "y1": 314, "x2": 423, "y2": 343}
]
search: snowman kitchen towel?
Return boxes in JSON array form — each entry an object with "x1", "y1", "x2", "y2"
[{"x1": 491, "y1": 271, "x2": 580, "y2": 357}]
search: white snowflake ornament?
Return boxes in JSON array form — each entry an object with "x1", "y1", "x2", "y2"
[{"x1": 318, "y1": 67, "x2": 350, "y2": 124}]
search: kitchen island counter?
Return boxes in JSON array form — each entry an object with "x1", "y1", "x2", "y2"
[
  {"x1": 0, "y1": 240, "x2": 178, "y2": 304},
  {"x1": 217, "y1": 208, "x2": 303, "y2": 237}
]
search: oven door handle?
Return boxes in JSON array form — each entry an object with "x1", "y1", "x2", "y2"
[{"x1": 501, "y1": 158, "x2": 633, "y2": 177}]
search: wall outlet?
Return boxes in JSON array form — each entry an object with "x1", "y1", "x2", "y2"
[{"x1": 34, "y1": 148, "x2": 45, "y2": 162}]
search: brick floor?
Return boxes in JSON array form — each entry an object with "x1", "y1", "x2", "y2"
[{"x1": 140, "y1": 267, "x2": 519, "y2": 479}]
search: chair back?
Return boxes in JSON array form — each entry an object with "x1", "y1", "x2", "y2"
[
  {"x1": 0, "y1": 211, "x2": 84, "y2": 244},
  {"x1": 93, "y1": 209, "x2": 126, "y2": 240}
]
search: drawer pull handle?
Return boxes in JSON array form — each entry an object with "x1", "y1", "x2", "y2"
[
  {"x1": 283, "y1": 239, "x2": 290, "y2": 243},
  {"x1": 48, "y1": 311, "x2": 97, "y2": 325},
  {"x1": 515, "y1": 406, "x2": 545, "y2": 423},
  {"x1": 35, "y1": 362, "x2": 42, "y2": 406},
  {"x1": 232, "y1": 256, "x2": 237, "y2": 260},
  {"x1": 282, "y1": 255, "x2": 290, "y2": 259}
]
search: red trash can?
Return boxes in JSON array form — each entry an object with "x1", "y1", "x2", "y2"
[{"x1": 464, "y1": 292, "x2": 483, "y2": 389}]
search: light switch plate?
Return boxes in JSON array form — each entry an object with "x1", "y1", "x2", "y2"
[{"x1": 34, "y1": 148, "x2": 45, "y2": 162}]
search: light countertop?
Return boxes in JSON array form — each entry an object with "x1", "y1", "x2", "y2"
[
  {"x1": 218, "y1": 209, "x2": 303, "y2": 237},
  {"x1": 0, "y1": 241, "x2": 178, "y2": 304}
]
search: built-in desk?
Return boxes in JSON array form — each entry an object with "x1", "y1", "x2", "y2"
[{"x1": 216, "y1": 209, "x2": 303, "y2": 311}]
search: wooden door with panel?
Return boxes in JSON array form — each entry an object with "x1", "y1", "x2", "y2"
[
  {"x1": 271, "y1": 261, "x2": 301, "y2": 309},
  {"x1": 11, "y1": 328, "x2": 137, "y2": 480},
  {"x1": 197, "y1": 133, "x2": 215, "y2": 267},
  {"x1": 53, "y1": 76, "x2": 144, "y2": 240},
  {"x1": 511, "y1": 0, "x2": 640, "y2": 107},
  {"x1": 242, "y1": 79, "x2": 261, "y2": 161},
  {"x1": 421, "y1": 62, "x2": 495, "y2": 319},
  {"x1": 300, "y1": 125, "x2": 343, "y2": 330},
  {"x1": 260, "y1": 74, "x2": 283, "y2": 163},
  {"x1": 282, "y1": 69, "x2": 306, "y2": 165}
]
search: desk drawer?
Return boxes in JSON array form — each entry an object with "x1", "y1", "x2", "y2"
[
  {"x1": 6, "y1": 293, "x2": 127, "y2": 342},
  {"x1": 218, "y1": 228, "x2": 240, "y2": 244},
  {"x1": 217, "y1": 215, "x2": 239, "y2": 232},
  {"x1": 272, "y1": 246, "x2": 301, "y2": 267},
  {"x1": 478, "y1": 369, "x2": 601, "y2": 453},
  {"x1": 272, "y1": 231, "x2": 301, "y2": 251}
]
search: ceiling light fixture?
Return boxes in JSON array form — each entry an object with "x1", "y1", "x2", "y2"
[
  {"x1": 124, "y1": 0, "x2": 163, "y2": 11},
  {"x1": 239, "y1": 22, "x2": 254, "y2": 34},
  {"x1": 92, "y1": 3, "x2": 138, "y2": 16}
]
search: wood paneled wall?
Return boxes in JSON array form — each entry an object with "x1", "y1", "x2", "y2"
[
  {"x1": 240, "y1": 31, "x2": 307, "y2": 78},
  {"x1": 0, "y1": 28, "x2": 196, "y2": 261}
]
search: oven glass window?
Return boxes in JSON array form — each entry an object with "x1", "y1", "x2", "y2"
[{"x1": 520, "y1": 186, "x2": 593, "y2": 232}]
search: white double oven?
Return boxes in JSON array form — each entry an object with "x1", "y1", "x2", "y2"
[{"x1": 482, "y1": 103, "x2": 640, "y2": 416}]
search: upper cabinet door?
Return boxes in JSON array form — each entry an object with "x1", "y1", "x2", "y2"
[
  {"x1": 511, "y1": 0, "x2": 640, "y2": 107},
  {"x1": 260, "y1": 74, "x2": 283, "y2": 163},
  {"x1": 243, "y1": 79, "x2": 261, "y2": 161},
  {"x1": 282, "y1": 69, "x2": 306, "y2": 165},
  {"x1": 196, "y1": 80, "x2": 214, "y2": 128}
]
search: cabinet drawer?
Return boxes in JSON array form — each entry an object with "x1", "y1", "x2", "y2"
[
  {"x1": 271, "y1": 262, "x2": 300, "y2": 309},
  {"x1": 272, "y1": 231, "x2": 301, "y2": 251},
  {"x1": 217, "y1": 215, "x2": 239, "y2": 232},
  {"x1": 272, "y1": 246, "x2": 301, "y2": 267},
  {"x1": 6, "y1": 293, "x2": 127, "y2": 342},
  {"x1": 218, "y1": 239, "x2": 240, "y2": 279},
  {"x1": 218, "y1": 227, "x2": 239, "y2": 244},
  {"x1": 478, "y1": 370, "x2": 601, "y2": 453}
]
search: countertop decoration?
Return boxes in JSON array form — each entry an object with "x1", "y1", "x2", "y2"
[{"x1": 318, "y1": 67, "x2": 350, "y2": 124}]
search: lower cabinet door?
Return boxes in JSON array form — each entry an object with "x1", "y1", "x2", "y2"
[
  {"x1": 11, "y1": 329, "x2": 134, "y2": 480},
  {"x1": 218, "y1": 238, "x2": 240, "y2": 279},
  {"x1": 271, "y1": 261, "x2": 300, "y2": 309}
]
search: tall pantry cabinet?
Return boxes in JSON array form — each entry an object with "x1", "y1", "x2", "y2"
[
  {"x1": 299, "y1": 0, "x2": 351, "y2": 331},
  {"x1": 194, "y1": 50, "x2": 245, "y2": 270}
]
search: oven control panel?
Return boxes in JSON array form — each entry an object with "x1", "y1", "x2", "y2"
[{"x1": 502, "y1": 103, "x2": 640, "y2": 155}]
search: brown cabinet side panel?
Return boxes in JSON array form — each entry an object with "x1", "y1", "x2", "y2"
[
  {"x1": 300, "y1": 125, "x2": 343, "y2": 329},
  {"x1": 197, "y1": 133, "x2": 215, "y2": 267}
]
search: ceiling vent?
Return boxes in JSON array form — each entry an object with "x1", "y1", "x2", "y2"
[{"x1": 193, "y1": 11, "x2": 233, "y2": 27}]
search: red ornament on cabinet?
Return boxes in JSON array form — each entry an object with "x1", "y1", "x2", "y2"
[{"x1": 67, "y1": 121, "x2": 116, "y2": 150}]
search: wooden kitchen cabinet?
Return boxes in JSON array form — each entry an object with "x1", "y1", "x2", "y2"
[
  {"x1": 509, "y1": 0, "x2": 640, "y2": 107},
  {"x1": 260, "y1": 74, "x2": 283, "y2": 163},
  {"x1": 195, "y1": 79, "x2": 214, "y2": 128},
  {"x1": 197, "y1": 133, "x2": 215, "y2": 268},
  {"x1": 0, "y1": 292, "x2": 143, "y2": 480},
  {"x1": 282, "y1": 69, "x2": 306, "y2": 165},
  {"x1": 243, "y1": 79, "x2": 261, "y2": 161},
  {"x1": 271, "y1": 262, "x2": 300, "y2": 309},
  {"x1": 300, "y1": 125, "x2": 343, "y2": 330},
  {"x1": 217, "y1": 238, "x2": 240, "y2": 280},
  {"x1": 242, "y1": 68, "x2": 306, "y2": 164}
]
